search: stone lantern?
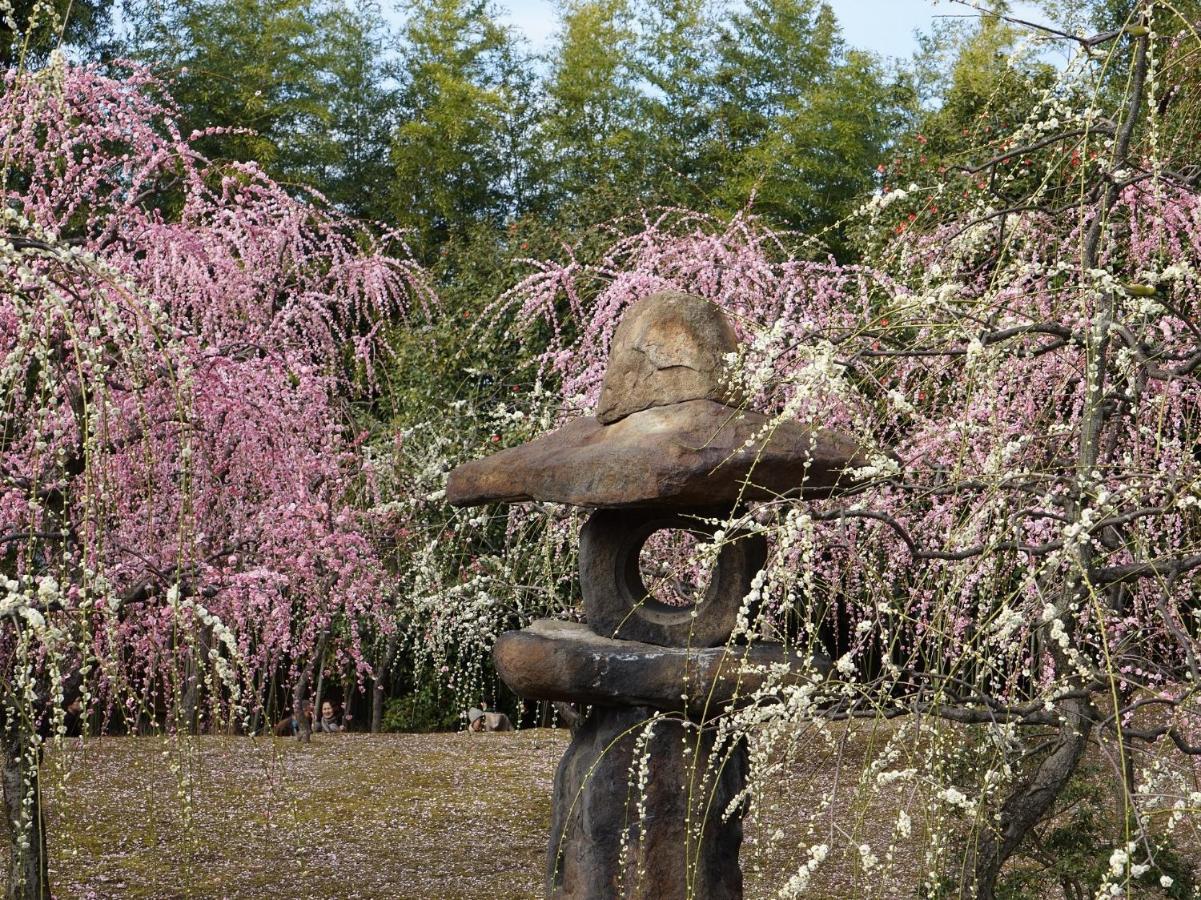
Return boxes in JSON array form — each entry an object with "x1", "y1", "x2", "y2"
[{"x1": 447, "y1": 292, "x2": 866, "y2": 899}]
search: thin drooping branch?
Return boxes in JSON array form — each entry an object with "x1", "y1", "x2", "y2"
[
  {"x1": 956, "y1": 127, "x2": 1112, "y2": 176},
  {"x1": 948, "y1": 1, "x2": 1126, "y2": 49}
]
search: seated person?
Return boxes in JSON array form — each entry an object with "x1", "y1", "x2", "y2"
[
  {"x1": 62, "y1": 693, "x2": 85, "y2": 738},
  {"x1": 313, "y1": 700, "x2": 351, "y2": 733},
  {"x1": 467, "y1": 706, "x2": 513, "y2": 732}
]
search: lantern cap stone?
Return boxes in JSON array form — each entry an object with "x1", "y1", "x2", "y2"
[
  {"x1": 445, "y1": 292, "x2": 879, "y2": 509},
  {"x1": 596, "y1": 291, "x2": 741, "y2": 424},
  {"x1": 446, "y1": 398, "x2": 870, "y2": 508}
]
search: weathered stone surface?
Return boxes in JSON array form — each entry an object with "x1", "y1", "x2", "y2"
[
  {"x1": 596, "y1": 291, "x2": 740, "y2": 425},
  {"x1": 547, "y1": 705, "x2": 747, "y2": 899},
  {"x1": 448, "y1": 287, "x2": 878, "y2": 899},
  {"x1": 446, "y1": 399, "x2": 868, "y2": 509},
  {"x1": 492, "y1": 619, "x2": 828, "y2": 716},
  {"x1": 579, "y1": 508, "x2": 767, "y2": 647}
]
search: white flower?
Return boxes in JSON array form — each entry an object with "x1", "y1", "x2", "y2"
[
  {"x1": 778, "y1": 844, "x2": 829, "y2": 898},
  {"x1": 1108, "y1": 847, "x2": 1128, "y2": 876},
  {"x1": 939, "y1": 786, "x2": 974, "y2": 811},
  {"x1": 942, "y1": 786, "x2": 966, "y2": 804},
  {"x1": 849, "y1": 453, "x2": 901, "y2": 481},
  {"x1": 858, "y1": 843, "x2": 878, "y2": 870},
  {"x1": 886, "y1": 389, "x2": 916, "y2": 417}
]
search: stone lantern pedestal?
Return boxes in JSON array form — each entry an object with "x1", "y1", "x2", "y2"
[
  {"x1": 447, "y1": 292, "x2": 864, "y2": 899},
  {"x1": 494, "y1": 620, "x2": 817, "y2": 899},
  {"x1": 546, "y1": 705, "x2": 746, "y2": 899}
]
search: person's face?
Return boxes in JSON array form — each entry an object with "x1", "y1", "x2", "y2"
[
  {"x1": 322, "y1": 702, "x2": 334, "y2": 719},
  {"x1": 470, "y1": 716, "x2": 483, "y2": 732}
]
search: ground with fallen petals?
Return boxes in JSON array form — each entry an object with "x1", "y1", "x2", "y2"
[
  {"x1": 11, "y1": 727, "x2": 1191, "y2": 898},
  {"x1": 42, "y1": 731, "x2": 564, "y2": 899},
  {"x1": 16, "y1": 726, "x2": 933, "y2": 899}
]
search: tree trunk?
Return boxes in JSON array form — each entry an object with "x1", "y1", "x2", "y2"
[
  {"x1": 312, "y1": 662, "x2": 326, "y2": 731},
  {"x1": 292, "y1": 631, "x2": 327, "y2": 744},
  {"x1": 248, "y1": 667, "x2": 266, "y2": 736},
  {"x1": 371, "y1": 631, "x2": 400, "y2": 734},
  {"x1": 180, "y1": 624, "x2": 213, "y2": 735},
  {"x1": 965, "y1": 698, "x2": 1092, "y2": 899},
  {"x1": 370, "y1": 684, "x2": 384, "y2": 734},
  {"x1": 3, "y1": 725, "x2": 48, "y2": 900}
]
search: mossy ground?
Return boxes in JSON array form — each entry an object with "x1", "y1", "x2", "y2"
[
  {"x1": 40, "y1": 731, "x2": 564, "y2": 899},
  {"x1": 18, "y1": 726, "x2": 927, "y2": 899},
  {"x1": 8, "y1": 727, "x2": 1194, "y2": 898}
]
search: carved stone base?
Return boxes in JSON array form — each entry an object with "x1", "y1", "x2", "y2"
[{"x1": 546, "y1": 705, "x2": 747, "y2": 900}]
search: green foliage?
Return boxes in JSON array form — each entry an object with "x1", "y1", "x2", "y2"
[
  {"x1": 911, "y1": 5, "x2": 1055, "y2": 162},
  {"x1": 995, "y1": 763, "x2": 1199, "y2": 899},
  {"x1": 709, "y1": 0, "x2": 896, "y2": 249},
  {"x1": 0, "y1": 0, "x2": 113, "y2": 67},
  {"x1": 996, "y1": 766, "x2": 1110, "y2": 899},
  {"x1": 536, "y1": 0, "x2": 647, "y2": 208},
  {"x1": 390, "y1": 0, "x2": 535, "y2": 254},
  {"x1": 124, "y1": 0, "x2": 395, "y2": 218},
  {"x1": 310, "y1": 1, "x2": 397, "y2": 218},
  {"x1": 913, "y1": 748, "x2": 1200, "y2": 899},
  {"x1": 115, "y1": 0, "x2": 908, "y2": 255},
  {"x1": 382, "y1": 683, "x2": 462, "y2": 733},
  {"x1": 630, "y1": 0, "x2": 715, "y2": 201},
  {"x1": 878, "y1": 0, "x2": 1063, "y2": 227}
]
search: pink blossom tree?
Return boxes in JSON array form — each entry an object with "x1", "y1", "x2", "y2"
[{"x1": 0, "y1": 58, "x2": 429, "y2": 898}]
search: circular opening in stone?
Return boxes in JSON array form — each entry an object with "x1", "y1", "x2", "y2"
[{"x1": 636, "y1": 527, "x2": 717, "y2": 609}]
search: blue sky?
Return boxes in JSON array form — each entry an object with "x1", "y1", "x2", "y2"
[{"x1": 495, "y1": 0, "x2": 1056, "y2": 60}]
